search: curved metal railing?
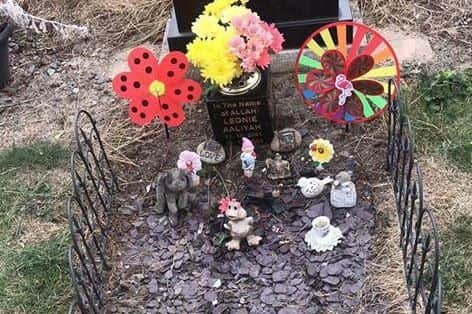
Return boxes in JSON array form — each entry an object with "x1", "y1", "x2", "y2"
[
  {"x1": 67, "y1": 110, "x2": 118, "y2": 313},
  {"x1": 387, "y1": 80, "x2": 442, "y2": 313}
]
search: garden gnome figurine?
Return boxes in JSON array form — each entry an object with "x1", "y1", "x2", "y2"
[
  {"x1": 219, "y1": 197, "x2": 262, "y2": 251},
  {"x1": 241, "y1": 137, "x2": 256, "y2": 178},
  {"x1": 330, "y1": 171, "x2": 357, "y2": 208}
]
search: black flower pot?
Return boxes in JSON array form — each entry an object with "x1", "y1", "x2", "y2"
[
  {"x1": 205, "y1": 69, "x2": 274, "y2": 145},
  {"x1": 0, "y1": 22, "x2": 13, "y2": 89}
]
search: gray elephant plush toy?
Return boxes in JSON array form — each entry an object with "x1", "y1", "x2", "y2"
[{"x1": 155, "y1": 168, "x2": 193, "y2": 226}]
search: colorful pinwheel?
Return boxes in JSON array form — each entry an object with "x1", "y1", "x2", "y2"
[
  {"x1": 295, "y1": 22, "x2": 400, "y2": 124},
  {"x1": 113, "y1": 47, "x2": 202, "y2": 127}
]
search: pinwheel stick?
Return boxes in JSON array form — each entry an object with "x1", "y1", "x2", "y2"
[{"x1": 157, "y1": 95, "x2": 170, "y2": 139}]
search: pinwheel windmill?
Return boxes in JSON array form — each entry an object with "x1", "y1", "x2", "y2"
[
  {"x1": 295, "y1": 22, "x2": 400, "y2": 124},
  {"x1": 112, "y1": 47, "x2": 202, "y2": 136}
]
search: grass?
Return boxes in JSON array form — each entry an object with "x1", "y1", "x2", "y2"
[
  {"x1": 408, "y1": 69, "x2": 472, "y2": 172},
  {"x1": 0, "y1": 232, "x2": 71, "y2": 313},
  {"x1": 0, "y1": 141, "x2": 72, "y2": 313},
  {"x1": 440, "y1": 215, "x2": 472, "y2": 309},
  {"x1": 407, "y1": 68, "x2": 472, "y2": 311},
  {"x1": 0, "y1": 141, "x2": 69, "y2": 170}
]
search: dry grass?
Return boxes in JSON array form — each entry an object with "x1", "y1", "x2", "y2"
[
  {"x1": 361, "y1": 187, "x2": 410, "y2": 314},
  {"x1": 19, "y1": 0, "x2": 172, "y2": 47},
  {"x1": 359, "y1": 0, "x2": 472, "y2": 47},
  {"x1": 419, "y1": 157, "x2": 472, "y2": 228}
]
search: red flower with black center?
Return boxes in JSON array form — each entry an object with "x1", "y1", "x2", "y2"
[
  {"x1": 112, "y1": 47, "x2": 202, "y2": 127},
  {"x1": 305, "y1": 50, "x2": 384, "y2": 118}
]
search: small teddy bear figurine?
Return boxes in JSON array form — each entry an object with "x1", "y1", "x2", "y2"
[{"x1": 219, "y1": 197, "x2": 262, "y2": 251}]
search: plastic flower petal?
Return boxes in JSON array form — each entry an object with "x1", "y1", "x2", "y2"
[
  {"x1": 309, "y1": 139, "x2": 334, "y2": 164},
  {"x1": 177, "y1": 151, "x2": 202, "y2": 175},
  {"x1": 346, "y1": 55, "x2": 374, "y2": 80},
  {"x1": 112, "y1": 47, "x2": 202, "y2": 127}
]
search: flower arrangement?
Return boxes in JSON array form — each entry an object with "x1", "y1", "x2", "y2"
[
  {"x1": 186, "y1": 0, "x2": 284, "y2": 87},
  {"x1": 309, "y1": 138, "x2": 334, "y2": 169}
]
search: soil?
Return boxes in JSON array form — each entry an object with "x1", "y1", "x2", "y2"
[{"x1": 103, "y1": 73, "x2": 392, "y2": 313}]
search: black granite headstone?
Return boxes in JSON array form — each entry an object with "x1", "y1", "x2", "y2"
[{"x1": 167, "y1": 0, "x2": 352, "y2": 51}]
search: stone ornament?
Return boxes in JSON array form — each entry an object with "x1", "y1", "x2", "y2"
[
  {"x1": 270, "y1": 128, "x2": 302, "y2": 153},
  {"x1": 219, "y1": 197, "x2": 262, "y2": 251},
  {"x1": 297, "y1": 176, "x2": 333, "y2": 198},
  {"x1": 241, "y1": 137, "x2": 256, "y2": 178},
  {"x1": 305, "y1": 216, "x2": 343, "y2": 252},
  {"x1": 330, "y1": 171, "x2": 357, "y2": 208},
  {"x1": 309, "y1": 138, "x2": 334, "y2": 170},
  {"x1": 265, "y1": 153, "x2": 291, "y2": 180},
  {"x1": 155, "y1": 168, "x2": 193, "y2": 226},
  {"x1": 197, "y1": 140, "x2": 226, "y2": 164},
  {"x1": 177, "y1": 150, "x2": 202, "y2": 187}
]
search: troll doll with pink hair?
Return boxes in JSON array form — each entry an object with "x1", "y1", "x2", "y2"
[{"x1": 219, "y1": 197, "x2": 262, "y2": 251}]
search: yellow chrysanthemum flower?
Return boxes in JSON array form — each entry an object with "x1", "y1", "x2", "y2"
[
  {"x1": 202, "y1": 57, "x2": 240, "y2": 86},
  {"x1": 186, "y1": 38, "x2": 209, "y2": 67},
  {"x1": 204, "y1": 0, "x2": 234, "y2": 17},
  {"x1": 191, "y1": 14, "x2": 225, "y2": 38},
  {"x1": 220, "y1": 5, "x2": 251, "y2": 23},
  {"x1": 309, "y1": 139, "x2": 334, "y2": 164}
]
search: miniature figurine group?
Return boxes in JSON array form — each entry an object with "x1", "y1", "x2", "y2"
[{"x1": 155, "y1": 135, "x2": 357, "y2": 253}]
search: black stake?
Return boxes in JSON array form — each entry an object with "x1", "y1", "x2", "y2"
[
  {"x1": 165, "y1": 124, "x2": 170, "y2": 139},
  {"x1": 345, "y1": 123, "x2": 350, "y2": 133}
]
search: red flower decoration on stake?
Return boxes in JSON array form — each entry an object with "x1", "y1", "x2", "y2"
[{"x1": 112, "y1": 47, "x2": 202, "y2": 127}]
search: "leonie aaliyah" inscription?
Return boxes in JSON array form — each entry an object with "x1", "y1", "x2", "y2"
[{"x1": 207, "y1": 99, "x2": 273, "y2": 144}]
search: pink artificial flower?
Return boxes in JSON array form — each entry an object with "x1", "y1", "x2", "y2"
[
  {"x1": 268, "y1": 23, "x2": 284, "y2": 52},
  {"x1": 177, "y1": 151, "x2": 202, "y2": 175},
  {"x1": 230, "y1": 12, "x2": 284, "y2": 72},
  {"x1": 256, "y1": 49, "x2": 271, "y2": 69},
  {"x1": 229, "y1": 36, "x2": 245, "y2": 55}
]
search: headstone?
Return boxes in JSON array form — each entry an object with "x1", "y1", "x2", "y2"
[{"x1": 167, "y1": 0, "x2": 353, "y2": 50}]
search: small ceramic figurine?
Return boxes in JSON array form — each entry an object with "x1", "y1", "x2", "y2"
[
  {"x1": 197, "y1": 140, "x2": 226, "y2": 164},
  {"x1": 305, "y1": 216, "x2": 343, "y2": 252},
  {"x1": 330, "y1": 171, "x2": 357, "y2": 208},
  {"x1": 177, "y1": 150, "x2": 202, "y2": 187},
  {"x1": 219, "y1": 197, "x2": 262, "y2": 251},
  {"x1": 270, "y1": 128, "x2": 303, "y2": 153},
  {"x1": 297, "y1": 176, "x2": 333, "y2": 198},
  {"x1": 309, "y1": 139, "x2": 334, "y2": 170},
  {"x1": 155, "y1": 168, "x2": 193, "y2": 226},
  {"x1": 241, "y1": 137, "x2": 256, "y2": 178},
  {"x1": 266, "y1": 153, "x2": 291, "y2": 180}
]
